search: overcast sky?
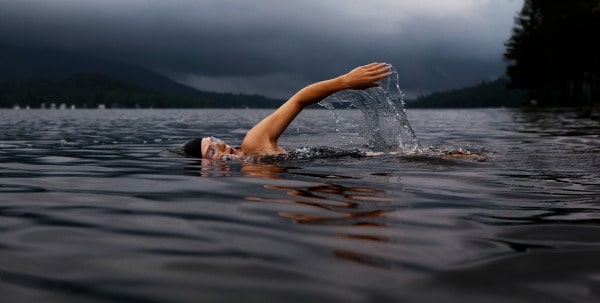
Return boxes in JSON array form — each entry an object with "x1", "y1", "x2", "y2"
[{"x1": 0, "y1": 0, "x2": 523, "y2": 98}]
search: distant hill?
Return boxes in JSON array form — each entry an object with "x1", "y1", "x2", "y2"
[
  {"x1": 0, "y1": 73, "x2": 214, "y2": 108},
  {"x1": 408, "y1": 78, "x2": 528, "y2": 108},
  {"x1": 0, "y1": 44, "x2": 200, "y2": 95},
  {"x1": 0, "y1": 44, "x2": 283, "y2": 108}
]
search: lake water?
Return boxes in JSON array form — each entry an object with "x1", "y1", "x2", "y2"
[{"x1": 1, "y1": 108, "x2": 599, "y2": 303}]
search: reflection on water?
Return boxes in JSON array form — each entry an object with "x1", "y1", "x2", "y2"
[
  {"x1": 240, "y1": 163, "x2": 289, "y2": 179},
  {"x1": 184, "y1": 158, "x2": 399, "y2": 267},
  {"x1": 184, "y1": 158, "x2": 236, "y2": 177},
  {"x1": 242, "y1": 166, "x2": 397, "y2": 268},
  {"x1": 249, "y1": 182, "x2": 391, "y2": 224}
]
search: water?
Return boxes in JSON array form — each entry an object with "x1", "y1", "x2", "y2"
[
  {"x1": 319, "y1": 65, "x2": 420, "y2": 152},
  {"x1": 1, "y1": 108, "x2": 599, "y2": 303}
]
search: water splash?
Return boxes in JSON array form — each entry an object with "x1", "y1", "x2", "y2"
[{"x1": 319, "y1": 64, "x2": 420, "y2": 152}]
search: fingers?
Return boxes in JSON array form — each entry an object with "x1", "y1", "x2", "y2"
[
  {"x1": 364, "y1": 63, "x2": 390, "y2": 76},
  {"x1": 364, "y1": 62, "x2": 389, "y2": 69},
  {"x1": 364, "y1": 63, "x2": 391, "y2": 81},
  {"x1": 363, "y1": 62, "x2": 382, "y2": 68},
  {"x1": 343, "y1": 62, "x2": 392, "y2": 90}
]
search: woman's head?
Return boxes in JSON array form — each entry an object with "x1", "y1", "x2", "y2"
[{"x1": 183, "y1": 137, "x2": 240, "y2": 160}]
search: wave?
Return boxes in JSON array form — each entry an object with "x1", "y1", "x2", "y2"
[
  {"x1": 318, "y1": 64, "x2": 420, "y2": 152},
  {"x1": 164, "y1": 145, "x2": 490, "y2": 163}
]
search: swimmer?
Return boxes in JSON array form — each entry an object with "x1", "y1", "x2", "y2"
[{"x1": 184, "y1": 63, "x2": 391, "y2": 159}]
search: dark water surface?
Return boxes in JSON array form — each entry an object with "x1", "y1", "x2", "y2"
[{"x1": 1, "y1": 108, "x2": 599, "y2": 303}]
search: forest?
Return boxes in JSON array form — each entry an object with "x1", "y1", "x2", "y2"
[
  {"x1": 505, "y1": 0, "x2": 600, "y2": 106},
  {"x1": 409, "y1": 78, "x2": 527, "y2": 108},
  {"x1": 0, "y1": 73, "x2": 282, "y2": 109}
]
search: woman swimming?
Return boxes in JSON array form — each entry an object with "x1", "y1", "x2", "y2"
[{"x1": 184, "y1": 63, "x2": 391, "y2": 159}]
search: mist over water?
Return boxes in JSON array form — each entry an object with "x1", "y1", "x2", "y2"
[{"x1": 319, "y1": 65, "x2": 420, "y2": 152}]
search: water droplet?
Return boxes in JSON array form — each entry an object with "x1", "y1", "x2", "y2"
[{"x1": 318, "y1": 64, "x2": 419, "y2": 152}]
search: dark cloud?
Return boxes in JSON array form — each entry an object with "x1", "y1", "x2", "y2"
[{"x1": 0, "y1": 0, "x2": 523, "y2": 98}]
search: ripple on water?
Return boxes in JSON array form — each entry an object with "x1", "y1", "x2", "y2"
[
  {"x1": 37, "y1": 156, "x2": 83, "y2": 163},
  {"x1": 1, "y1": 108, "x2": 600, "y2": 303}
]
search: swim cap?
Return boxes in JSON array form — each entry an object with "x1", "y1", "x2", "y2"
[{"x1": 183, "y1": 138, "x2": 203, "y2": 158}]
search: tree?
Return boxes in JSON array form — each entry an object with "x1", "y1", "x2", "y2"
[{"x1": 504, "y1": 0, "x2": 600, "y2": 106}]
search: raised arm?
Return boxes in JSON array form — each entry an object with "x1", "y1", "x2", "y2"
[{"x1": 240, "y1": 63, "x2": 391, "y2": 155}]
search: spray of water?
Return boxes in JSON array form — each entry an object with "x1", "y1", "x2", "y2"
[{"x1": 318, "y1": 64, "x2": 420, "y2": 152}]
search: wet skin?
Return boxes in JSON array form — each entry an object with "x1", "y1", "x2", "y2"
[{"x1": 201, "y1": 136, "x2": 241, "y2": 160}]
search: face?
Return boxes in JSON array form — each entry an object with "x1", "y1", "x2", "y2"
[{"x1": 201, "y1": 136, "x2": 239, "y2": 160}]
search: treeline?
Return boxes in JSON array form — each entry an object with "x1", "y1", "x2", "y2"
[
  {"x1": 505, "y1": 0, "x2": 600, "y2": 106},
  {"x1": 0, "y1": 73, "x2": 282, "y2": 108},
  {"x1": 0, "y1": 73, "x2": 212, "y2": 108},
  {"x1": 409, "y1": 78, "x2": 528, "y2": 108}
]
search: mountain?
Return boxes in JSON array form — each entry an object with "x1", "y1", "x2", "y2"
[
  {"x1": 0, "y1": 44, "x2": 283, "y2": 108},
  {"x1": 408, "y1": 78, "x2": 528, "y2": 108},
  {"x1": 0, "y1": 44, "x2": 200, "y2": 95}
]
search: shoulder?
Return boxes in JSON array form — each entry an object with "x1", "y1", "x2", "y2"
[{"x1": 240, "y1": 137, "x2": 286, "y2": 156}]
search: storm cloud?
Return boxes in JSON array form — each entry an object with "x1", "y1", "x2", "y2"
[{"x1": 0, "y1": 0, "x2": 523, "y2": 98}]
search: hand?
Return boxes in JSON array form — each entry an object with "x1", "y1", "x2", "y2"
[{"x1": 339, "y1": 63, "x2": 391, "y2": 90}]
